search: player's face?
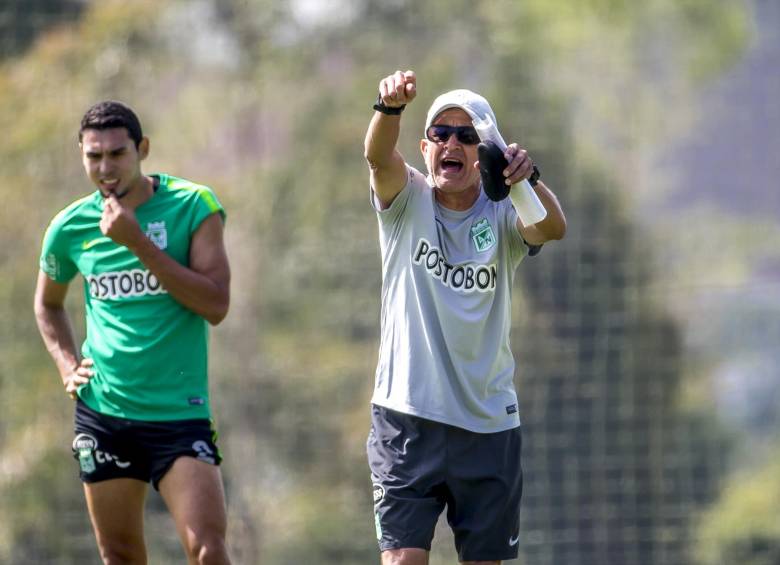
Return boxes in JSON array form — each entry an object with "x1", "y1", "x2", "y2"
[
  {"x1": 421, "y1": 108, "x2": 481, "y2": 202},
  {"x1": 80, "y1": 128, "x2": 148, "y2": 199}
]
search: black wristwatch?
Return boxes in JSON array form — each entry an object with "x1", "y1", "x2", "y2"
[
  {"x1": 528, "y1": 165, "x2": 541, "y2": 187},
  {"x1": 373, "y1": 93, "x2": 406, "y2": 115}
]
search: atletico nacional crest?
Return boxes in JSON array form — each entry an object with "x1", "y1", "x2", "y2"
[
  {"x1": 146, "y1": 221, "x2": 167, "y2": 250},
  {"x1": 471, "y1": 217, "x2": 496, "y2": 252}
]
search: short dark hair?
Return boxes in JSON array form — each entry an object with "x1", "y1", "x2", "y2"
[{"x1": 79, "y1": 100, "x2": 143, "y2": 147}]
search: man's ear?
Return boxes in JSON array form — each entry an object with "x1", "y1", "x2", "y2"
[
  {"x1": 420, "y1": 138, "x2": 433, "y2": 170},
  {"x1": 138, "y1": 137, "x2": 150, "y2": 160}
]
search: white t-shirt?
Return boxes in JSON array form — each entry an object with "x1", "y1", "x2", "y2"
[{"x1": 371, "y1": 165, "x2": 531, "y2": 433}]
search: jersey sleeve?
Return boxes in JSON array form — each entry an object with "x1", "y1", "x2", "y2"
[
  {"x1": 39, "y1": 217, "x2": 78, "y2": 282},
  {"x1": 501, "y1": 201, "x2": 527, "y2": 265},
  {"x1": 373, "y1": 165, "x2": 424, "y2": 225},
  {"x1": 189, "y1": 184, "x2": 226, "y2": 234}
]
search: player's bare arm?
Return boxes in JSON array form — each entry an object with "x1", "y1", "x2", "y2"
[
  {"x1": 100, "y1": 193, "x2": 230, "y2": 325},
  {"x1": 364, "y1": 70, "x2": 417, "y2": 209},
  {"x1": 33, "y1": 273, "x2": 94, "y2": 398},
  {"x1": 491, "y1": 142, "x2": 567, "y2": 245},
  {"x1": 517, "y1": 180, "x2": 567, "y2": 244}
]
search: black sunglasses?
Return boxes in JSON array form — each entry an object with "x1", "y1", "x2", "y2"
[{"x1": 426, "y1": 125, "x2": 481, "y2": 145}]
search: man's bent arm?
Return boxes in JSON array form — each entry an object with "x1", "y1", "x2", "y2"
[
  {"x1": 516, "y1": 181, "x2": 567, "y2": 245},
  {"x1": 127, "y1": 213, "x2": 231, "y2": 325},
  {"x1": 34, "y1": 273, "x2": 81, "y2": 381}
]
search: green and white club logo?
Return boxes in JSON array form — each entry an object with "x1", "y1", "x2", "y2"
[{"x1": 470, "y1": 217, "x2": 496, "y2": 252}]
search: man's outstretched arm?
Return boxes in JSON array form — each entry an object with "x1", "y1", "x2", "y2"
[{"x1": 364, "y1": 69, "x2": 417, "y2": 209}]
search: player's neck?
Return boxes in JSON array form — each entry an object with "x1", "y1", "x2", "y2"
[
  {"x1": 434, "y1": 183, "x2": 480, "y2": 212},
  {"x1": 121, "y1": 175, "x2": 155, "y2": 210}
]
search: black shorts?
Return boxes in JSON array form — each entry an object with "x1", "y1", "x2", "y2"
[
  {"x1": 367, "y1": 404, "x2": 523, "y2": 562},
  {"x1": 73, "y1": 399, "x2": 222, "y2": 490}
]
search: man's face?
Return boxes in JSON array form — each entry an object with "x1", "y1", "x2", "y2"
[
  {"x1": 80, "y1": 128, "x2": 148, "y2": 199},
  {"x1": 420, "y1": 108, "x2": 481, "y2": 197}
]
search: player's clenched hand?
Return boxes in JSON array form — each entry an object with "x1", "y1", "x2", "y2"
[
  {"x1": 100, "y1": 194, "x2": 143, "y2": 248},
  {"x1": 378, "y1": 70, "x2": 416, "y2": 108},
  {"x1": 64, "y1": 358, "x2": 94, "y2": 400}
]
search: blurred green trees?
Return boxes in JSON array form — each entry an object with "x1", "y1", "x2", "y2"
[
  {"x1": 695, "y1": 451, "x2": 780, "y2": 565},
  {"x1": 0, "y1": 0, "x2": 84, "y2": 58}
]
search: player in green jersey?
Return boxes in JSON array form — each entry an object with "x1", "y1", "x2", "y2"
[{"x1": 34, "y1": 101, "x2": 232, "y2": 564}]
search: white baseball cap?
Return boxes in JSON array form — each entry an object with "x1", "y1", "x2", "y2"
[{"x1": 424, "y1": 89, "x2": 498, "y2": 133}]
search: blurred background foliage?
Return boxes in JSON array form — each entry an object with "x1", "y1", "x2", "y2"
[{"x1": 1, "y1": 0, "x2": 778, "y2": 563}]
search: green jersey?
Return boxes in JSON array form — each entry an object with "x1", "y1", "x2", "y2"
[{"x1": 39, "y1": 174, "x2": 226, "y2": 421}]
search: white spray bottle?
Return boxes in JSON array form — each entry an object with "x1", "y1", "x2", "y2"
[{"x1": 472, "y1": 115, "x2": 547, "y2": 226}]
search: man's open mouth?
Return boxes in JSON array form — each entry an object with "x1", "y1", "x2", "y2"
[{"x1": 441, "y1": 157, "x2": 463, "y2": 173}]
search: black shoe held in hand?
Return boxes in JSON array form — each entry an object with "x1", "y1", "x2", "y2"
[{"x1": 478, "y1": 140, "x2": 510, "y2": 202}]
